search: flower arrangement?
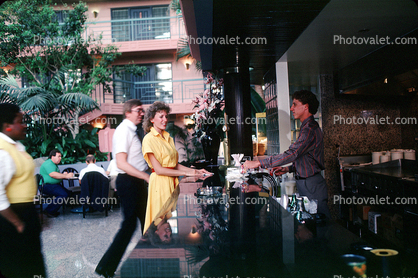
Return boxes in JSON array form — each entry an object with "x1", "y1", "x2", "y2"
[{"x1": 191, "y1": 72, "x2": 224, "y2": 140}]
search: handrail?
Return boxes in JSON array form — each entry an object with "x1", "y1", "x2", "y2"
[
  {"x1": 92, "y1": 78, "x2": 206, "y2": 105},
  {"x1": 86, "y1": 16, "x2": 181, "y2": 24},
  {"x1": 84, "y1": 16, "x2": 185, "y2": 43}
]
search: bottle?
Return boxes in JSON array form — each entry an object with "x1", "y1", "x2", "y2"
[
  {"x1": 287, "y1": 194, "x2": 297, "y2": 213},
  {"x1": 281, "y1": 174, "x2": 289, "y2": 196},
  {"x1": 294, "y1": 198, "x2": 314, "y2": 224}
]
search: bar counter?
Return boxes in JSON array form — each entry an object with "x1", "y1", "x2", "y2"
[{"x1": 120, "y1": 173, "x2": 418, "y2": 278}]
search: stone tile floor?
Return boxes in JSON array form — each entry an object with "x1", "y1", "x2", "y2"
[{"x1": 40, "y1": 207, "x2": 142, "y2": 278}]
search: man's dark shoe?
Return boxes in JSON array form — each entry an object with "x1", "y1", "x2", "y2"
[{"x1": 95, "y1": 266, "x2": 114, "y2": 278}]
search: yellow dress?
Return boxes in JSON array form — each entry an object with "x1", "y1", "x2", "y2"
[{"x1": 142, "y1": 127, "x2": 179, "y2": 233}]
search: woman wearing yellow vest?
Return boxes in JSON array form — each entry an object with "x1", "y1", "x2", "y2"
[
  {"x1": 141, "y1": 101, "x2": 212, "y2": 234},
  {"x1": 0, "y1": 103, "x2": 46, "y2": 277}
]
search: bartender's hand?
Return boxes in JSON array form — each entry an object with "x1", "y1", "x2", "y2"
[
  {"x1": 243, "y1": 160, "x2": 261, "y2": 170},
  {"x1": 271, "y1": 166, "x2": 289, "y2": 176}
]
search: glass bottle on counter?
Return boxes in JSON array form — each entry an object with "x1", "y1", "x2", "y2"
[
  {"x1": 287, "y1": 194, "x2": 297, "y2": 213},
  {"x1": 294, "y1": 198, "x2": 314, "y2": 224}
]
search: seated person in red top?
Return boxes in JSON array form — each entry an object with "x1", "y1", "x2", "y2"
[
  {"x1": 39, "y1": 149, "x2": 74, "y2": 217},
  {"x1": 79, "y1": 154, "x2": 108, "y2": 182}
]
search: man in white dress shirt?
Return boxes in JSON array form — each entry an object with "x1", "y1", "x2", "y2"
[
  {"x1": 78, "y1": 154, "x2": 107, "y2": 182},
  {"x1": 95, "y1": 99, "x2": 150, "y2": 278}
]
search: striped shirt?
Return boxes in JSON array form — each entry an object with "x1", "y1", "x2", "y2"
[{"x1": 259, "y1": 115, "x2": 324, "y2": 178}]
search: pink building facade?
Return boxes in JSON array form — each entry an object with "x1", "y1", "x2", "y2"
[
  {"x1": 60, "y1": 0, "x2": 205, "y2": 125},
  {"x1": 54, "y1": 1, "x2": 205, "y2": 157}
]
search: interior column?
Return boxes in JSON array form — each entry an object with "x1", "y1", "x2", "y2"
[{"x1": 223, "y1": 65, "x2": 253, "y2": 158}]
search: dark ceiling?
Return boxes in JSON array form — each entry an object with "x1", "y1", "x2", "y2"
[
  {"x1": 183, "y1": 0, "x2": 330, "y2": 84},
  {"x1": 181, "y1": 0, "x2": 418, "y2": 88}
]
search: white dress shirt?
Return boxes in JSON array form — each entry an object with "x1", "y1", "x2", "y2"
[
  {"x1": 112, "y1": 119, "x2": 148, "y2": 173},
  {"x1": 106, "y1": 159, "x2": 118, "y2": 176},
  {"x1": 0, "y1": 132, "x2": 27, "y2": 211},
  {"x1": 79, "y1": 163, "x2": 108, "y2": 181}
]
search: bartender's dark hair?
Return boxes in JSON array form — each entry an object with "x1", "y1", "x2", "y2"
[
  {"x1": 292, "y1": 90, "x2": 319, "y2": 115},
  {"x1": 143, "y1": 101, "x2": 171, "y2": 133},
  {"x1": 0, "y1": 103, "x2": 20, "y2": 130}
]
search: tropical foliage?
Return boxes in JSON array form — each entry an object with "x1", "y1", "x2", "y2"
[
  {"x1": 191, "y1": 72, "x2": 225, "y2": 140},
  {"x1": 0, "y1": 0, "x2": 146, "y2": 162},
  {"x1": 166, "y1": 123, "x2": 204, "y2": 165}
]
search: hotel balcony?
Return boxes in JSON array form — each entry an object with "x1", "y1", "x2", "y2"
[
  {"x1": 79, "y1": 14, "x2": 204, "y2": 120},
  {"x1": 85, "y1": 15, "x2": 185, "y2": 52},
  {"x1": 81, "y1": 78, "x2": 205, "y2": 123}
]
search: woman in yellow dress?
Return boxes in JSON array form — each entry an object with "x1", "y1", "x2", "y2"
[{"x1": 142, "y1": 101, "x2": 211, "y2": 233}]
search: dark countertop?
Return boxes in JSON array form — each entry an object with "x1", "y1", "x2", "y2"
[
  {"x1": 120, "y1": 174, "x2": 418, "y2": 278},
  {"x1": 351, "y1": 159, "x2": 418, "y2": 183}
]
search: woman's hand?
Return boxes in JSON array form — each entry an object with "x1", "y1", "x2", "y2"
[
  {"x1": 196, "y1": 169, "x2": 212, "y2": 176},
  {"x1": 184, "y1": 168, "x2": 213, "y2": 179},
  {"x1": 185, "y1": 169, "x2": 206, "y2": 176}
]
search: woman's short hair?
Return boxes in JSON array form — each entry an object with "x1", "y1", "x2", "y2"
[
  {"x1": 143, "y1": 101, "x2": 171, "y2": 133},
  {"x1": 0, "y1": 103, "x2": 20, "y2": 130}
]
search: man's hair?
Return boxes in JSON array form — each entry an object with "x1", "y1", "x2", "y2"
[
  {"x1": 86, "y1": 154, "x2": 96, "y2": 164},
  {"x1": 292, "y1": 90, "x2": 319, "y2": 115},
  {"x1": 123, "y1": 99, "x2": 143, "y2": 119},
  {"x1": 48, "y1": 149, "x2": 61, "y2": 159},
  {"x1": 143, "y1": 101, "x2": 171, "y2": 133},
  {"x1": 0, "y1": 103, "x2": 20, "y2": 130}
]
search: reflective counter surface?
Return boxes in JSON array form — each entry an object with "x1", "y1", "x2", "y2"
[{"x1": 120, "y1": 174, "x2": 418, "y2": 278}]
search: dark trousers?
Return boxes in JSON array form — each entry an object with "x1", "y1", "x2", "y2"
[
  {"x1": 296, "y1": 173, "x2": 331, "y2": 218},
  {"x1": 43, "y1": 183, "x2": 69, "y2": 214},
  {"x1": 96, "y1": 174, "x2": 148, "y2": 274},
  {"x1": 0, "y1": 203, "x2": 46, "y2": 278}
]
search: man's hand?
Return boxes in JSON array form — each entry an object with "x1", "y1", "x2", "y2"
[
  {"x1": 243, "y1": 160, "x2": 261, "y2": 170},
  {"x1": 64, "y1": 172, "x2": 74, "y2": 178},
  {"x1": 271, "y1": 166, "x2": 288, "y2": 176}
]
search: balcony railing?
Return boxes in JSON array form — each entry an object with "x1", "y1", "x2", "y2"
[
  {"x1": 85, "y1": 16, "x2": 185, "y2": 44},
  {"x1": 92, "y1": 79, "x2": 206, "y2": 105}
]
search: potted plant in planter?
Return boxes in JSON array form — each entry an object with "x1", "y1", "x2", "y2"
[{"x1": 191, "y1": 72, "x2": 224, "y2": 165}]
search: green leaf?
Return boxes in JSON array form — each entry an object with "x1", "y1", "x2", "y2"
[
  {"x1": 40, "y1": 139, "x2": 52, "y2": 155},
  {"x1": 84, "y1": 139, "x2": 96, "y2": 148}
]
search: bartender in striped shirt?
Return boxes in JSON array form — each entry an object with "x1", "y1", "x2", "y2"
[{"x1": 244, "y1": 90, "x2": 330, "y2": 218}]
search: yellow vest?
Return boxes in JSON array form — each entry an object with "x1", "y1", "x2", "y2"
[{"x1": 0, "y1": 138, "x2": 37, "y2": 204}]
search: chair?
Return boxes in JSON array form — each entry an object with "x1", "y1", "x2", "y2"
[
  {"x1": 35, "y1": 173, "x2": 67, "y2": 220},
  {"x1": 37, "y1": 173, "x2": 71, "y2": 216},
  {"x1": 35, "y1": 174, "x2": 46, "y2": 223},
  {"x1": 80, "y1": 172, "x2": 110, "y2": 218},
  {"x1": 62, "y1": 167, "x2": 78, "y2": 188}
]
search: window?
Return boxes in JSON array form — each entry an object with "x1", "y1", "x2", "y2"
[
  {"x1": 53, "y1": 10, "x2": 69, "y2": 24},
  {"x1": 113, "y1": 63, "x2": 172, "y2": 104},
  {"x1": 111, "y1": 6, "x2": 170, "y2": 42},
  {"x1": 21, "y1": 73, "x2": 52, "y2": 88}
]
